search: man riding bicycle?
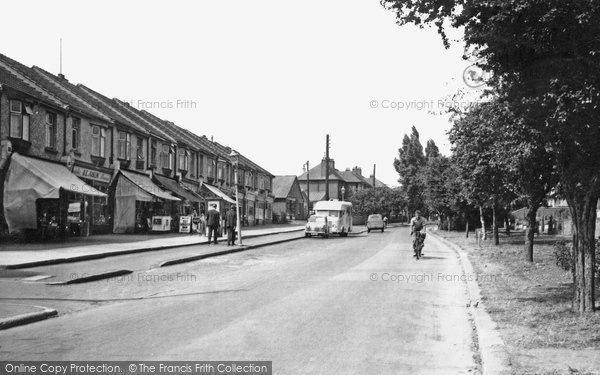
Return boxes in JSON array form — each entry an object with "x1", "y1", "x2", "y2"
[{"x1": 410, "y1": 210, "x2": 427, "y2": 257}]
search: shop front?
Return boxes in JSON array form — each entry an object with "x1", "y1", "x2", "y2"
[
  {"x1": 3, "y1": 153, "x2": 107, "y2": 238},
  {"x1": 72, "y1": 164, "x2": 112, "y2": 234},
  {"x1": 153, "y1": 174, "x2": 203, "y2": 231},
  {"x1": 113, "y1": 170, "x2": 181, "y2": 234},
  {"x1": 200, "y1": 183, "x2": 236, "y2": 222}
]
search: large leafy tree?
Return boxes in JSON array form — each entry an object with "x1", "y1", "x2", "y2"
[
  {"x1": 350, "y1": 187, "x2": 405, "y2": 219},
  {"x1": 394, "y1": 126, "x2": 427, "y2": 216},
  {"x1": 449, "y1": 102, "x2": 515, "y2": 244},
  {"x1": 382, "y1": 0, "x2": 600, "y2": 312}
]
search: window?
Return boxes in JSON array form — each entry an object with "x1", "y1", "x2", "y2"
[
  {"x1": 150, "y1": 140, "x2": 157, "y2": 166},
  {"x1": 218, "y1": 163, "x2": 224, "y2": 180},
  {"x1": 117, "y1": 131, "x2": 131, "y2": 160},
  {"x1": 161, "y1": 145, "x2": 171, "y2": 169},
  {"x1": 9, "y1": 100, "x2": 30, "y2": 141},
  {"x1": 71, "y1": 117, "x2": 80, "y2": 150},
  {"x1": 207, "y1": 159, "x2": 215, "y2": 178},
  {"x1": 190, "y1": 152, "x2": 196, "y2": 178},
  {"x1": 178, "y1": 149, "x2": 187, "y2": 170},
  {"x1": 45, "y1": 112, "x2": 57, "y2": 149},
  {"x1": 198, "y1": 154, "x2": 204, "y2": 176},
  {"x1": 136, "y1": 137, "x2": 144, "y2": 160},
  {"x1": 91, "y1": 126, "x2": 106, "y2": 157}
]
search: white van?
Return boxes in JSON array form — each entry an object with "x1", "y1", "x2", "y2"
[{"x1": 312, "y1": 200, "x2": 353, "y2": 237}]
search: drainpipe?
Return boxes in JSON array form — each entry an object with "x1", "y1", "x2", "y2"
[
  {"x1": 63, "y1": 112, "x2": 68, "y2": 156},
  {"x1": 110, "y1": 126, "x2": 114, "y2": 166}
]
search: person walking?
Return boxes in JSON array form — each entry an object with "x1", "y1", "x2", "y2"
[
  {"x1": 225, "y1": 205, "x2": 237, "y2": 246},
  {"x1": 206, "y1": 204, "x2": 221, "y2": 245}
]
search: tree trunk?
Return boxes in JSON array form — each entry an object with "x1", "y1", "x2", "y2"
[
  {"x1": 447, "y1": 214, "x2": 451, "y2": 231},
  {"x1": 492, "y1": 203, "x2": 499, "y2": 245},
  {"x1": 479, "y1": 205, "x2": 487, "y2": 240},
  {"x1": 524, "y1": 206, "x2": 537, "y2": 262},
  {"x1": 465, "y1": 221, "x2": 469, "y2": 238},
  {"x1": 505, "y1": 216, "x2": 510, "y2": 236},
  {"x1": 568, "y1": 194, "x2": 598, "y2": 313}
]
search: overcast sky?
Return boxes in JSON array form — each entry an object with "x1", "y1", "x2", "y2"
[{"x1": 1, "y1": 0, "x2": 483, "y2": 186}]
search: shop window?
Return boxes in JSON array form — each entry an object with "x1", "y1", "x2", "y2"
[
  {"x1": 71, "y1": 117, "x2": 80, "y2": 150},
  {"x1": 9, "y1": 100, "x2": 30, "y2": 141},
  {"x1": 117, "y1": 131, "x2": 131, "y2": 160},
  {"x1": 218, "y1": 164, "x2": 224, "y2": 181},
  {"x1": 45, "y1": 112, "x2": 57, "y2": 149},
  {"x1": 91, "y1": 126, "x2": 106, "y2": 157}
]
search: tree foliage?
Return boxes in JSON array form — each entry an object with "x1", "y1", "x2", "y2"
[{"x1": 382, "y1": 0, "x2": 600, "y2": 312}]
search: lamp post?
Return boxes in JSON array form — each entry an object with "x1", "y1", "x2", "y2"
[
  {"x1": 341, "y1": 186, "x2": 346, "y2": 201},
  {"x1": 230, "y1": 150, "x2": 243, "y2": 246}
]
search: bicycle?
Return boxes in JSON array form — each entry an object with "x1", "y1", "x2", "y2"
[{"x1": 412, "y1": 231, "x2": 426, "y2": 260}]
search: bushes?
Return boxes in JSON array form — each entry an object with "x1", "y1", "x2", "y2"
[
  {"x1": 553, "y1": 240, "x2": 573, "y2": 271},
  {"x1": 553, "y1": 240, "x2": 600, "y2": 285}
]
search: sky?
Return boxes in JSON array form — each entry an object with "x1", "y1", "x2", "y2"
[{"x1": 0, "y1": 0, "x2": 484, "y2": 186}]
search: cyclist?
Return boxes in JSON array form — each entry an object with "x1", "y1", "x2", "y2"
[{"x1": 409, "y1": 210, "x2": 427, "y2": 257}]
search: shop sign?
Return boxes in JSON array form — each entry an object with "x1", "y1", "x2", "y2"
[
  {"x1": 179, "y1": 216, "x2": 192, "y2": 233},
  {"x1": 73, "y1": 166, "x2": 111, "y2": 183}
]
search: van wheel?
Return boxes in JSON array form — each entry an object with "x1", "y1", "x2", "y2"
[
  {"x1": 367, "y1": 228, "x2": 371, "y2": 233},
  {"x1": 381, "y1": 228, "x2": 384, "y2": 233}
]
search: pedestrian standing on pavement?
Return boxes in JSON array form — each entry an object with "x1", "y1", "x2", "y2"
[
  {"x1": 206, "y1": 204, "x2": 221, "y2": 245},
  {"x1": 199, "y1": 212, "x2": 206, "y2": 237},
  {"x1": 191, "y1": 210, "x2": 198, "y2": 235},
  {"x1": 225, "y1": 206, "x2": 237, "y2": 246}
]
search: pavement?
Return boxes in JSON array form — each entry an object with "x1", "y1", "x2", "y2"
[
  {"x1": 0, "y1": 225, "x2": 506, "y2": 374},
  {"x1": 0, "y1": 225, "x2": 306, "y2": 269}
]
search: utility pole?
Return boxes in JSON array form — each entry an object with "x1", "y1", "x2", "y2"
[
  {"x1": 304, "y1": 160, "x2": 310, "y2": 217},
  {"x1": 372, "y1": 164, "x2": 376, "y2": 187},
  {"x1": 325, "y1": 134, "x2": 330, "y2": 201}
]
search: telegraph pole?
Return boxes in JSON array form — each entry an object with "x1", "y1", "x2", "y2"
[
  {"x1": 325, "y1": 134, "x2": 330, "y2": 201},
  {"x1": 304, "y1": 160, "x2": 310, "y2": 217}
]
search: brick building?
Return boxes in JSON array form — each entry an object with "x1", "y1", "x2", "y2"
[
  {"x1": 0, "y1": 53, "x2": 274, "y2": 237},
  {"x1": 297, "y1": 159, "x2": 386, "y2": 206}
]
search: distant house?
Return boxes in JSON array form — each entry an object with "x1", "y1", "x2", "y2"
[
  {"x1": 509, "y1": 197, "x2": 600, "y2": 237},
  {"x1": 297, "y1": 159, "x2": 387, "y2": 207},
  {"x1": 272, "y1": 176, "x2": 307, "y2": 222}
]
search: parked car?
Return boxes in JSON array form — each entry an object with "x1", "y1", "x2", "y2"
[
  {"x1": 367, "y1": 214, "x2": 385, "y2": 233},
  {"x1": 305, "y1": 215, "x2": 329, "y2": 237}
]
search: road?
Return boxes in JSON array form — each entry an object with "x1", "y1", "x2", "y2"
[{"x1": 0, "y1": 227, "x2": 478, "y2": 374}]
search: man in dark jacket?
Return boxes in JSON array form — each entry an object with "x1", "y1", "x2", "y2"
[
  {"x1": 225, "y1": 206, "x2": 237, "y2": 246},
  {"x1": 206, "y1": 204, "x2": 220, "y2": 244}
]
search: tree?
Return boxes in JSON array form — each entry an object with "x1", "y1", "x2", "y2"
[
  {"x1": 425, "y1": 139, "x2": 440, "y2": 159},
  {"x1": 382, "y1": 0, "x2": 600, "y2": 313},
  {"x1": 394, "y1": 126, "x2": 427, "y2": 216},
  {"x1": 449, "y1": 102, "x2": 515, "y2": 244},
  {"x1": 350, "y1": 187, "x2": 405, "y2": 219}
]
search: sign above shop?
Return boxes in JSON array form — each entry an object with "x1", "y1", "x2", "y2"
[{"x1": 73, "y1": 166, "x2": 112, "y2": 183}]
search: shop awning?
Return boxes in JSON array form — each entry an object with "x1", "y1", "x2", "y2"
[
  {"x1": 153, "y1": 174, "x2": 202, "y2": 203},
  {"x1": 202, "y1": 184, "x2": 236, "y2": 204},
  {"x1": 3, "y1": 153, "x2": 107, "y2": 232},
  {"x1": 119, "y1": 170, "x2": 180, "y2": 201}
]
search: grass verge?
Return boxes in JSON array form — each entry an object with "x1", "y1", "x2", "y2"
[{"x1": 435, "y1": 229, "x2": 600, "y2": 375}]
